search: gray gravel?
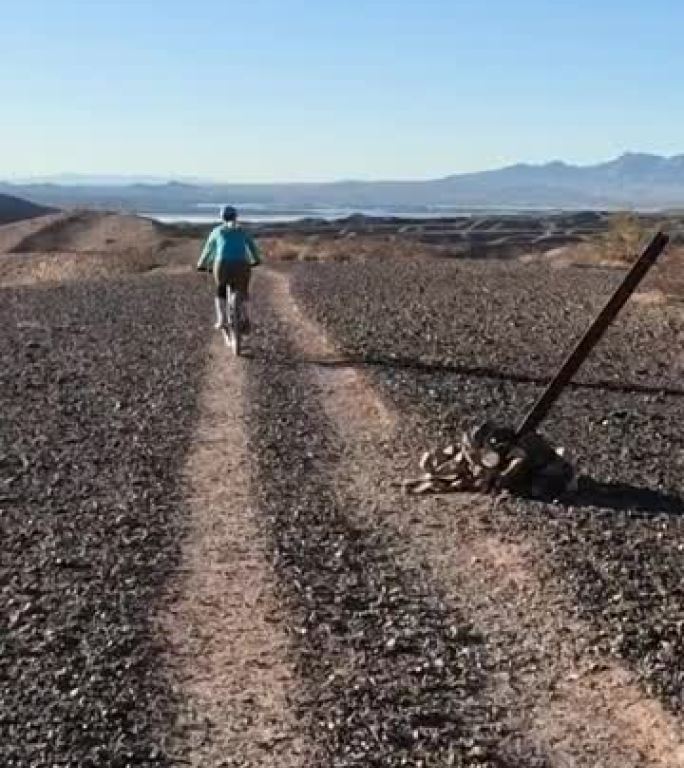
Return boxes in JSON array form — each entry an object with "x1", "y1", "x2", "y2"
[
  {"x1": 4, "y1": 257, "x2": 681, "y2": 767},
  {"x1": 244, "y1": 300, "x2": 548, "y2": 767},
  {"x1": 292, "y1": 259, "x2": 684, "y2": 714},
  {"x1": 1, "y1": 275, "x2": 209, "y2": 767}
]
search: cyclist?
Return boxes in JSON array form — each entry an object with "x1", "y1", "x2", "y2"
[{"x1": 196, "y1": 205, "x2": 261, "y2": 332}]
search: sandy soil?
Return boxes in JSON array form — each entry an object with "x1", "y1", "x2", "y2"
[
  {"x1": 0, "y1": 211, "x2": 65, "y2": 253},
  {"x1": 0, "y1": 210, "x2": 200, "y2": 287},
  {"x1": 4, "y1": 210, "x2": 165, "y2": 253},
  {"x1": 157, "y1": 334, "x2": 309, "y2": 767}
]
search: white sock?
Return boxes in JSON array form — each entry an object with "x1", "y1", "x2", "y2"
[{"x1": 214, "y1": 297, "x2": 226, "y2": 327}]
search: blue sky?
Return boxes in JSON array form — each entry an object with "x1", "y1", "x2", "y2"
[{"x1": 2, "y1": 0, "x2": 683, "y2": 182}]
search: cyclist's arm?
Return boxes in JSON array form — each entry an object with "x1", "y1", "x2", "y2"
[
  {"x1": 197, "y1": 229, "x2": 218, "y2": 270},
  {"x1": 245, "y1": 234, "x2": 262, "y2": 266}
]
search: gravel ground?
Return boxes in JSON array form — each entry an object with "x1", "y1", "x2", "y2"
[
  {"x1": 1, "y1": 275, "x2": 209, "y2": 767},
  {"x1": 244, "y1": 298, "x2": 550, "y2": 768},
  {"x1": 292, "y1": 259, "x2": 684, "y2": 714},
  {"x1": 3, "y1": 254, "x2": 681, "y2": 766}
]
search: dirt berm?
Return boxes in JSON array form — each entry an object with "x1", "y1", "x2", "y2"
[{"x1": 0, "y1": 210, "x2": 200, "y2": 286}]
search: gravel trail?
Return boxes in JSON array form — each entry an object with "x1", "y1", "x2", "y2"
[
  {"x1": 270, "y1": 267, "x2": 684, "y2": 766},
  {"x1": 4, "y1": 252, "x2": 682, "y2": 767},
  {"x1": 291, "y1": 259, "x2": 684, "y2": 718},
  {"x1": 158, "y1": 333, "x2": 309, "y2": 768},
  {"x1": 245, "y1": 270, "x2": 551, "y2": 767}
]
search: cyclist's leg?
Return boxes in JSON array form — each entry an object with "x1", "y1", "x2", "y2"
[
  {"x1": 232, "y1": 265, "x2": 252, "y2": 333},
  {"x1": 213, "y1": 261, "x2": 229, "y2": 329}
]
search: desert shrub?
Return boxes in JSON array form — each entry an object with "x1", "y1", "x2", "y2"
[{"x1": 599, "y1": 212, "x2": 649, "y2": 264}]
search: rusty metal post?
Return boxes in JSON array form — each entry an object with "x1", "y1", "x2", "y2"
[{"x1": 516, "y1": 231, "x2": 670, "y2": 438}]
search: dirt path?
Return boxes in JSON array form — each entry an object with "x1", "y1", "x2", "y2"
[
  {"x1": 244, "y1": 271, "x2": 537, "y2": 766},
  {"x1": 157, "y1": 333, "x2": 309, "y2": 768},
  {"x1": 7, "y1": 219, "x2": 680, "y2": 764},
  {"x1": 260, "y1": 267, "x2": 684, "y2": 768},
  {"x1": 137, "y1": 266, "x2": 683, "y2": 766}
]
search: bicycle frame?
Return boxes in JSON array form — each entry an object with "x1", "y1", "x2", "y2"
[{"x1": 224, "y1": 286, "x2": 243, "y2": 356}]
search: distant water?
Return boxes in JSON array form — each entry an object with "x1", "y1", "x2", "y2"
[
  {"x1": 146, "y1": 203, "x2": 556, "y2": 225},
  {"x1": 149, "y1": 204, "x2": 377, "y2": 224},
  {"x1": 151, "y1": 212, "x2": 323, "y2": 224}
]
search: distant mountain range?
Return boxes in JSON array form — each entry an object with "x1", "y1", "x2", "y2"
[
  {"x1": 4, "y1": 174, "x2": 213, "y2": 187},
  {"x1": 0, "y1": 193, "x2": 55, "y2": 225},
  {"x1": 4, "y1": 153, "x2": 684, "y2": 213}
]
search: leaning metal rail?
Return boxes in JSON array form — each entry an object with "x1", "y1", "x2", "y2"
[{"x1": 516, "y1": 231, "x2": 670, "y2": 438}]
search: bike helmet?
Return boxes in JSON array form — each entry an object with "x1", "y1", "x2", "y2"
[{"x1": 221, "y1": 205, "x2": 238, "y2": 222}]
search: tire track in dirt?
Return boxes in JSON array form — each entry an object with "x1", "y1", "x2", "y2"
[
  {"x1": 250, "y1": 270, "x2": 545, "y2": 767},
  {"x1": 157, "y1": 333, "x2": 309, "y2": 768},
  {"x1": 264, "y1": 268, "x2": 684, "y2": 768}
]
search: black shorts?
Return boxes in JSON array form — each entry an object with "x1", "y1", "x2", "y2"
[{"x1": 213, "y1": 261, "x2": 251, "y2": 298}]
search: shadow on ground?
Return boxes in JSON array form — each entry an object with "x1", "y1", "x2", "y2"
[
  {"x1": 501, "y1": 478, "x2": 684, "y2": 517},
  {"x1": 276, "y1": 353, "x2": 684, "y2": 398},
  {"x1": 565, "y1": 479, "x2": 684, "y2": 517},
  {"x1": 247, "y1": 349, "x2": 683, "y2": 517}
]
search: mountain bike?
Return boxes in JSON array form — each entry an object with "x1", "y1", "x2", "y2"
[
  {"x1": 221, "y1": 285, "x2": 244, "y2": 356},
  {"x1": 197, "y1": 266, "x2": 247, "y2": 357}
]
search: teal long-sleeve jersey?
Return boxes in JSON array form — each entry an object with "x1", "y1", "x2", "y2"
[{"x1": 197, "y1": 224, "x2": 261, "y2": 270}]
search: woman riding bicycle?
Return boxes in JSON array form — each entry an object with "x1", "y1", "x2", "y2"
[{"x1": 196, "y1": 205, "x2": 261, "y2": 332}]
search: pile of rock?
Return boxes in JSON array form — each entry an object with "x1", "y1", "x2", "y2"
[{"x1": 403, "y1": 422, "x2": 577, "y2": 497}]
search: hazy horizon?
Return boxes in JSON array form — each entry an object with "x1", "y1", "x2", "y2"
[
  {"x1": 4, "y1": 151, "x2": 684, "y2": 188},
  {"x1": 3, "y1": 1, "x2": 684, "y2": 182}
]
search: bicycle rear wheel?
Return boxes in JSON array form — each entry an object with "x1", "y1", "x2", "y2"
[{"x1": 228, "y1": 289, "x2": 242, "y2": 357}]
